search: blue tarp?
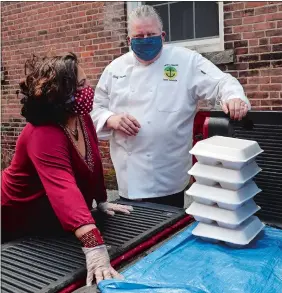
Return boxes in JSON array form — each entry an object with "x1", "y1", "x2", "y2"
[{"x1": 99, "y1": 222, "x2": 282, "y2": 293}]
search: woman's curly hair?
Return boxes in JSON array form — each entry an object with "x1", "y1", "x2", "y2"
[{"x1": 20, "y1": 53, "x2": 79, "y2": 125}]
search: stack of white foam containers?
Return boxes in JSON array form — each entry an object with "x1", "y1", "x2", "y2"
[{"x1": 186, "y1": 136, "x2": 265, "y2": 247}]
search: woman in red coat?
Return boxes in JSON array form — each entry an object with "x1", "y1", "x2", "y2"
[{"x1": 1, "y1": 53, "x2": 132, "y2": 285}]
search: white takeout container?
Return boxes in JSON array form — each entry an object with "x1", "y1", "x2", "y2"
[
  {"x1": 186, "y1": 181, "x2": 261, "y2": 211},
  {"x1": 192, "y1": 216, "x2": 265, "y2": 247},
  {"x1": 188, "y1": 161, "x2": 261, "y2": 190},
  {"x1": 190, "y1": 136, "x2": 263, "y2": 170},
  {"x1": 186, "y1": 200, "x2": 260, "y2": 229}
]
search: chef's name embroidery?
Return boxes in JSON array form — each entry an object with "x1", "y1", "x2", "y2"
[
  {"x1": 113, "y1": 75, "x2": 126, "y2": 79},
  {"x1": 163, "y1": 64, "x2": 178, "y2": 81}
]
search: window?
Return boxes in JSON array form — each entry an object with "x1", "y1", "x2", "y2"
[{"x1": 127, "y1": 1, "x2": 224, "y2": 53}]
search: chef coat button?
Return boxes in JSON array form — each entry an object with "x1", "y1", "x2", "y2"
[
  {"x1": 128, "y1": 152, "x2": 132, "y2": 156},
  {"x1": 147, "y1": 154, "x2": 150, "y2": 157},
  {"x1": 131, "y1": 89, "x2": 135, "y2": 93},
  {"x1": 147, "y1": 121, "x2": 151, "y2": 124}
]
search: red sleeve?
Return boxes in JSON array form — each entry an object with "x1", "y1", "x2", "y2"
[{"x1": 27, "y1": 126, "x2": 95, "y2": 232}]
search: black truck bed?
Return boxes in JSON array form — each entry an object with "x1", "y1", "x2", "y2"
[{"x1": 1, "y1": 202, "x2": 187, "y2": 293}]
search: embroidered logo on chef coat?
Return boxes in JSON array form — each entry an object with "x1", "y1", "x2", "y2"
[
  {"x1": 113, "y1": 75, "x2": 126, "y2": 79},
  {"x1": 163, "y1": 64, "x2": 178, "y2": 81}
]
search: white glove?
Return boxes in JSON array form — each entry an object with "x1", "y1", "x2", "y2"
[
  {"x1": 98, "y1": 202, "x2": 134, "y2": 216},
  {"x1": 83, "y1": 245, "x2": 123, "y2": 285}
]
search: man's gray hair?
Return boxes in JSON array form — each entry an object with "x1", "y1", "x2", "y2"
[{"x1": 128, "y1": 5, "x2": 163, "y2": 35}]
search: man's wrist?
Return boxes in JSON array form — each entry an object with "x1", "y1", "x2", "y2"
[{"x1": 105, "y1": 115, "x2": 115, "y2": 129}]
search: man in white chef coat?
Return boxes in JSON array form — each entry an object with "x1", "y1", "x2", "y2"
[{"x1": 91, "y1": 5, "x2": 251, "y2": 208}]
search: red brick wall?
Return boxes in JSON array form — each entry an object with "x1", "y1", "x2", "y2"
[
  {"x1": 222, "y1": 1, "x2": 282, "y2": 110},
  {"x1": 1, "y1": 1, "x2": 127, "y2": 188},
  {"x1": 1, "y1": 1, "x2": 282, "y2": 189}
]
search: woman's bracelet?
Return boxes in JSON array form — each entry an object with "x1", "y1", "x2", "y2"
[{"x1": 79, "y1": 228, "x2": 104, "y2": 248}]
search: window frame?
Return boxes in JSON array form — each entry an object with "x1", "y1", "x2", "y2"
[{"x1": 127, "y1": 1, "x2": 224, "y2": 53}]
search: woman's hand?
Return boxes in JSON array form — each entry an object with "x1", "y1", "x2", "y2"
[
  {"x1": 83, "y1": 245, "x2": 123, "y2": 285},
  {"x1": 75, "y1": 225, "x2": 122, "y2": 284},
  {"x1": 97, "y1": 202, "x2": 134, "y2": 216}
]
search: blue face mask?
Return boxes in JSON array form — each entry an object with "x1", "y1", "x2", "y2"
[{"x1": 131, "y1": 35, "x2": 163, "y2": 62}]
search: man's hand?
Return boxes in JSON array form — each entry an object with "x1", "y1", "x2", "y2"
[
  {"x1": 106, "y1": 114, "x2": 141, "y2": 136},
  {"x1": 98, "y1": 202, "x2": 134, "y2": 216},
  {"x1": 221, "y1": 98, "x2": 249, "y2": 121}
]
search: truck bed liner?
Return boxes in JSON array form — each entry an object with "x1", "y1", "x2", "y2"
[{"x1": 1, "y1": 202, "x2": 186, "y2": 293}]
